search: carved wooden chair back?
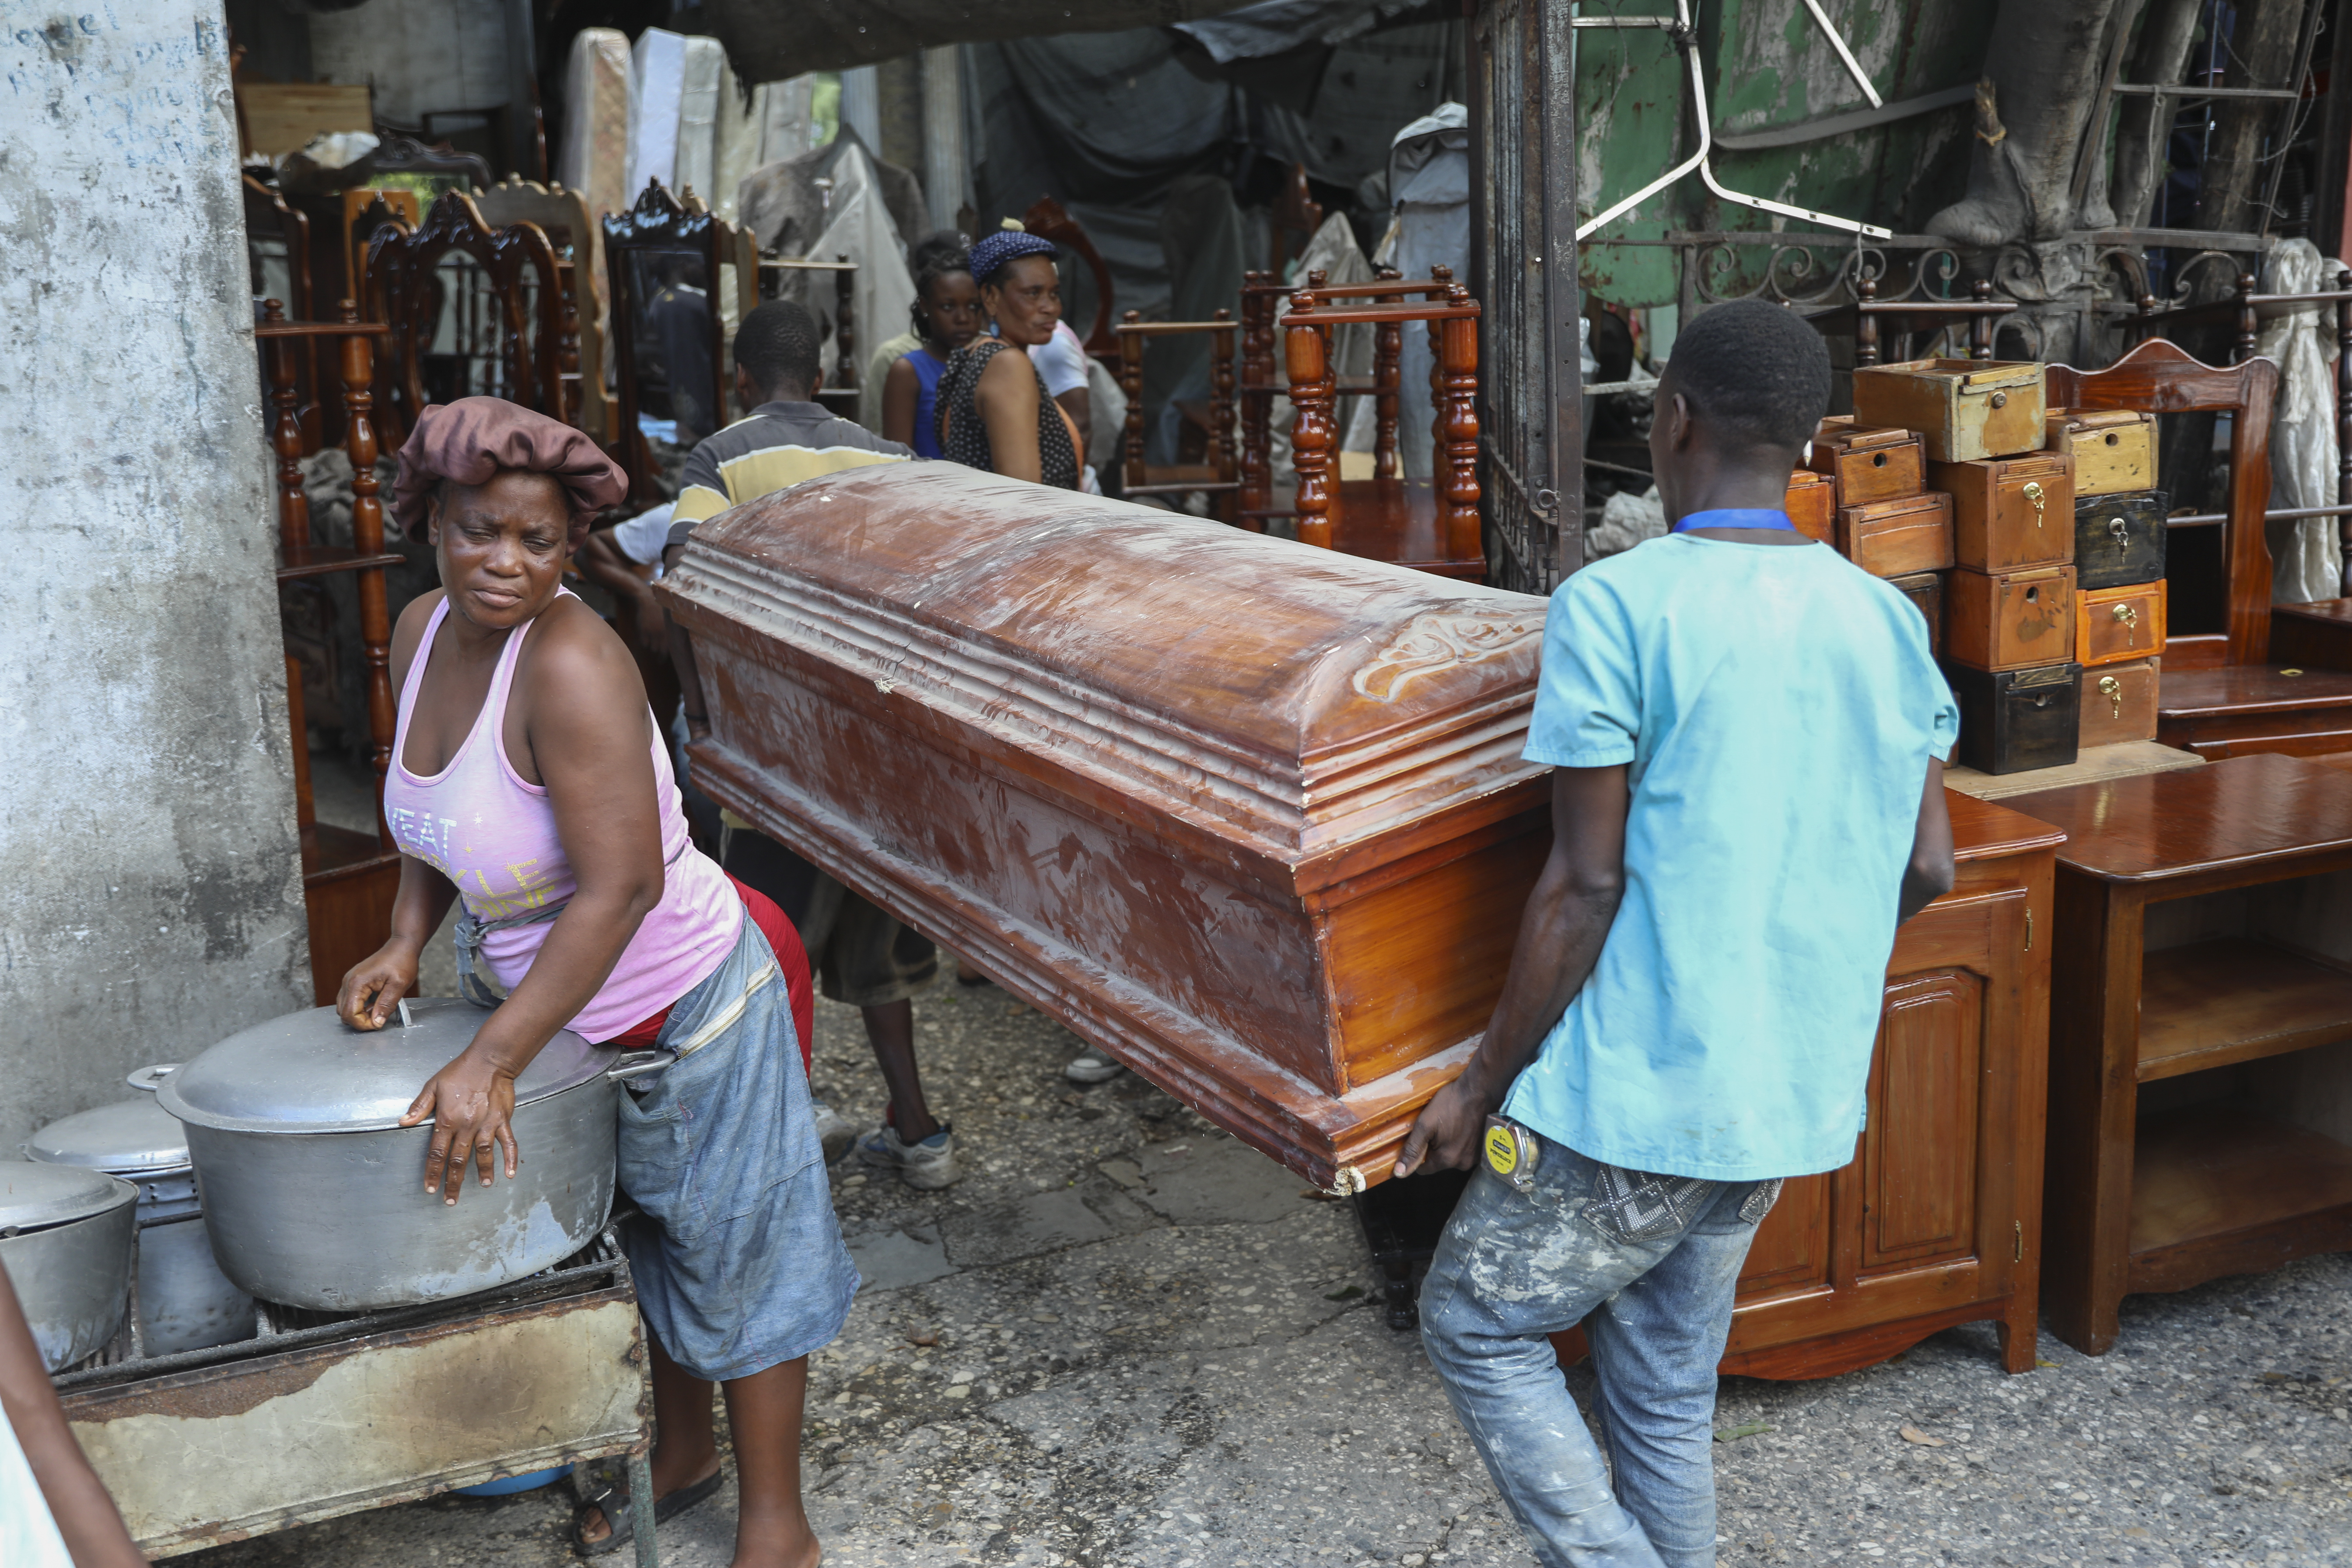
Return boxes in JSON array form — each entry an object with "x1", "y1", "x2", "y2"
[
  {"x1": 1022, "y1": 195, "x2": 1117, "y2": 356},
  {"x1": 1114, "y1": 310, "x2": 1239, "y2": 521},
  {"x1": 603, "y1": 178, "x2": 731, "y2": 502},
  {"x1": 245, "y1": 177, "x2": 321, "y2": 449},
  {"x1": 1283, "y1": 283, "x2": 1484, "y2": 572},
  {"x1": 2047, "y1": 338, "x2": 2280, "y2": 667},
  {"x1": 363, "y1": 190, "x2": 564, "y2": 449},
  {"x1": 759, "y1": 255, "x2": 860, "y2": 422},
  {"x1": 476, "y1": 176, "x2": 612, "y2": 439},
  {"x1": 1834, "y1": 276, "x2": 2018, "y2": 366}
]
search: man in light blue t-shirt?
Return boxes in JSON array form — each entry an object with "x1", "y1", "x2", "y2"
[{"x1": 1395, "y1": 299, "x2": 1959, "y2": 1568}]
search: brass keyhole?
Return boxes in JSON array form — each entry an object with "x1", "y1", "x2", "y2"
[
  {"x1": 2023, "y1": 480, "x2": 2046, "y2": 527},
  {"x1": 2109, "y1": 516, "x2": 2130, "y2": 545},
  {"x1": 2113, "y1": 602, "x2": 2140, "y2": 644},
  {"x1": 2099, "y1": 674, "x2": 2122, "y2": 718}
]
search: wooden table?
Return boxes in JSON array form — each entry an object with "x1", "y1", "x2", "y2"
[{"x1": 2005, "y1": 753, "x2": 2352, "y2": 1354}]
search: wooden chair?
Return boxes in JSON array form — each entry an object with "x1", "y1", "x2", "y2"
[
  {"x1": 758, "y1": 255, "x2": 860, "y2": 423},
  {"x1": 257, "y1": 300, "x2": 405, "y2": 1004},
  {"x1": 1021, "y1": 196, "x2": 1116, "y2": 357},
  {"x1": 244, "y1": 177, "x2": 322, "y2": 451},
  {"x1": 604, "y1": 178, "x2": 733, "y2": 502},
  {"x1": 1806, "y1": 276, "x2": 2019, "y2": 366},
  {"x1": 476, "y1": 176, "x2": 612, "y2": 440},
  {"x1": 1115, "y1": 310, "x2": 1238, "y2": 519},
  {"x1": 364, "y1": 190, "x2": 565, "y2": 449},
  {"x1": 1285, "y1": 283, "x2": 1484, "y2": 580}
]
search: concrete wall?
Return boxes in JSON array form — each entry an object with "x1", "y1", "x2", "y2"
[
  {"x1": 308, "y1": 0, "x2": 508, "y2": 128},
  {"x1": 0, "y1": 0, "x2": 309, "y2": 1150}
]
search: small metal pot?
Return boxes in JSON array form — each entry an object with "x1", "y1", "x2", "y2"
[
  {"x1": 0, "y1": 1163, "x2": 138, "y2": 1371},
  {"x1": 26, "y1": 1065, "x2": 256, "y2": 1353},
  {"x1": 160, "y1": 1000, "x2": 655, "y2": 1312}
]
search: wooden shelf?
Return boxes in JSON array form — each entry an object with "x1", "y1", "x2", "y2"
[
  {"x1": 300, "y1": 821, "x2": 398, "y2": 883},
  {"x1": 2137, "y1": 936, "x2": 2352, "y2": 1080},
  {"x1": 2129, "y1": 1106, "x2": 2352, "y2": 1293},
  {"x1": 277, "y1": 546, "x2": 405, "y2": 581}
]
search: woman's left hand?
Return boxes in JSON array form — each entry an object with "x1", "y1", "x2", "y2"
[{"x1": 400, "y1": 1051, "x2": 521, "y2": 1205}]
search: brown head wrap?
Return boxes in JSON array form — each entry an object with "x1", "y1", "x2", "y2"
[{"x1": 392, "y1": 397, "x2": 627, "y2": 548}]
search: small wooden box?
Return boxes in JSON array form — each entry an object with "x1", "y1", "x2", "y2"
[
  {"x1": 1932, "y1": 450, "x2": 2074, "y2": 573},
  {"x1": 1946, "y1": 564, "x2": 2077, "y2": 671},
  {"x1": 1886, "y1": 570, "x2": 1944, "y2": 658},
  {"x1": 1949, "y1": 661, "x2": 2081, "y2": 775},
  {"x1": 2076, "y1": 579, "x2": 2166, "y2": 668},
  {"x1": 2046, "y1": 408, "x2": 2158, "y2": 497},
  {"x1": 1838, "y1": 491, "x2": 1954, "y2": 578},
  {"x1": 1806, "y1": 426, "x2": 1926, "y2": 507},
  {"x1": 1784, "y1": 469, "x2": 1836, "y2": 544},
  {"x1": 2078, "y1": 656, "x2": 2159, "y2": 747},
  {"x1": 1852, "y1": 358, "x2": 2047, "y2": 463},
  {"x1": 2071, "y1": 490, "x2": 2168, "y2": 590}
]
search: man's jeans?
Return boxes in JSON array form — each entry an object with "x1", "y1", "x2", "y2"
[{"x1": 1419, "y1": 1131, "x2": 1780, "y2": 1568}]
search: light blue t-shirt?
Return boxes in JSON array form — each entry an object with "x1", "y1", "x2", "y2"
[{"x1": 1501, "y1": 531, "x2": 1959, "y2": 1182}]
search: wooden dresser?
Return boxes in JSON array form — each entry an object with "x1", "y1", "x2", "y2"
[{"x1": 2005, "y1": 754, "x2": 2352, "y2": 1354}]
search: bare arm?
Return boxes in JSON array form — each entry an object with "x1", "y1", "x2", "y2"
[
  {"x1": 1899, "y1": 758, "x2": 1956, "y2": 924},
  {"x1": 0, "y1": 1270, "x2": 144, "y2": 1566},
  {"x1": 881, "y1": 356, "x2": 921, "y2": 448},
  {"x1": 1054, "y1": 385, "x2": 1091, "y2": 454},
  {"x1": 397, "y1": 602, "x2": 668, "y2": 1203},
  {"x1": 1396, "y1": 765, "x2": 1630, "y2": 1177},
  {"x1": 573, "y1": 530, "x2": 666, "y2": 655},
  {"x1": 976, "y1": 348, "x2": 1044, "y2": 484}
]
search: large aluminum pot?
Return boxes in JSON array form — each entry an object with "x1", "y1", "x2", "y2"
[
  {"x1": 0, "y1": 1163, "x2": 138, "y2": 1370},
  {"x1": 26, "y1": 1066, "x2": 255, "y2": 1353},
  {"x1": 160, "y1": 999, "x2": 649, "y2": 1312}
]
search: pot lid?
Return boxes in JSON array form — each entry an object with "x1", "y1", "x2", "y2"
[
  {"x1": 0, "y1": 1162, "x2": 138, "y2": 1234},
  {"x1": 126, "y1": 1064, "x2": 181, "y2": 1094},
  {"x1": 159, "y1": 999, "x2": 608, "y2": 1135},
  {"x1": 26, "y1": 1095, "x2": 190, "y2": 1176}
]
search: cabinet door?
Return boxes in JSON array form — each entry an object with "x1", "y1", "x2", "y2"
[{"x1": 1860, "y1": 969, "x2": 1984, "y2": 1271}]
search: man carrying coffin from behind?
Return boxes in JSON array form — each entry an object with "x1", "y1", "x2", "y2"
[{"x1": 1394, "y1": 300, "x2": 1960, "y2": 1568}]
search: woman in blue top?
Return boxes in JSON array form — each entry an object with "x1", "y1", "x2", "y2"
[{"x1": 881, "y1": 251, "x2": 980, "y2": 457}]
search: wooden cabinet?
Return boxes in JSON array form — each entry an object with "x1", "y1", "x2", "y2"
[
  {"x1": 2005, "y1": 754, "x2": 2352, "y2": 1355},
  {"x1": 1717, "y1": 793, "x2": 2058, "y2": 1378}
]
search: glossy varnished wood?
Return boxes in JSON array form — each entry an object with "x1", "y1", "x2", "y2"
[
  {"x1": 660, "y1": 464, "x2": 1549, "y2": 1188},
  {"x1": 2004, "y1": 751, "x2": 2352, "y2": 1353}
]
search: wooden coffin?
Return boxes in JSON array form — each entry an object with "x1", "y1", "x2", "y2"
[
  {"x1": 1784, "y1": 469, "x2": 1835, "y2": 543},
  {"x1": 1851, "y1": 358, "x2": 2047, "y2": 464},
  {"x1": 2079, "y1": 656, "x2": 2159, "y2": 747},
  {"x1": 2076, "y1": 578, "x2": 2166, "y2": 668},
  {"x1": 1806, "y1": 425, "x2": 1925, "y2": 507},
  {"x1": 658, "y1": 465, "x2": 1551, "y2": 1190},
  {"x1": 1837, "y1": 491, "x2": 1954, "y2": 578},
  {"x1": 2046, "y1": 407, "x2": 2158, "y2": 496},
  {"x1": 2071, "y1": 489, "x2": 2168, "y2": 590},
  {"x1": 1931, "y1": 450, "x2": 2073, "y2": 573},
  {"x1": 1946, "y1": 564, "x2": 2077, "y2": 672}
]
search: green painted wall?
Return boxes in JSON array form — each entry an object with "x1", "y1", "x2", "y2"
[{"x1": 1574, "y1": 0, "x2": 1996, "y2": 306}]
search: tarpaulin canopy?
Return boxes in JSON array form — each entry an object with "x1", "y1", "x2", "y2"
[{"x1": 701, "y1": 0, "x2": 1261, "y2": 83}]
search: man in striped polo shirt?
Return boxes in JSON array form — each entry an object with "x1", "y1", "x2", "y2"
[{"x1": 663, "y1": 300, "x2": 962, "y2": 1190}]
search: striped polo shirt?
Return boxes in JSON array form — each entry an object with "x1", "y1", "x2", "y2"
[{"x1": 663, "y1": 400, "x2": 912, "y2": 554}]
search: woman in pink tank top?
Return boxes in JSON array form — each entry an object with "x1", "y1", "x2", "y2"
[{"x1": 338, "y1": 399, "x2": 852, "y2": 1566}]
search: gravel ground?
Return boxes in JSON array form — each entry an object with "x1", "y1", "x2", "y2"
[{"x1": 178, "y1": 938, "x2": 2352, "y2": 1568}]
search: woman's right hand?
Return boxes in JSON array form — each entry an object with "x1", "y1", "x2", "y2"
[{"x1": 339, "y1": 938, "x2": 422, "y2": 1031}]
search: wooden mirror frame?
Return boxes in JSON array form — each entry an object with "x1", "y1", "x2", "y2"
[{"x1": 603, "y1": 178, "x2": 729, "y2": 504}]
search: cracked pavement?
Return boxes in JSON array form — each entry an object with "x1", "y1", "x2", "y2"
[{"x1": 183, "y1": 969, "x2": 2352, "y2": 1567}]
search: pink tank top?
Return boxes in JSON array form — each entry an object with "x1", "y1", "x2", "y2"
[{"x1": 383, "y1": 592, "x2": 741, "y2": 1042}]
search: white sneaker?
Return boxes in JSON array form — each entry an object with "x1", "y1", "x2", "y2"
[
  {"x1": 856, "y1": 1121, "x2": 962, "y2": 1189},
  {"x1": 1065, "y1": 1045, "x2": 1126, "y2": 1085},
  {"x1": 811, "y1": 1100, "x2": 857, "y2": 1166}
]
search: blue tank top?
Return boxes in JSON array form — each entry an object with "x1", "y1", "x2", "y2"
[{"x1": 905, "y1": 349, "x2": 948, "y2": 458}]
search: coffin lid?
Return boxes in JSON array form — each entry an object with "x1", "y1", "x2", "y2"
[
  {"x1": 161, "y1": 1000, "x2": 606, "y2": 1135},
  {"x1": 669, "y1": 465, "x2": 1550, "y2": 863}
]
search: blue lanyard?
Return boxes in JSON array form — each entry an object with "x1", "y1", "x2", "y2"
[{"x1": 1670, "y1": 508, "x2": 1799, "y2": 534}]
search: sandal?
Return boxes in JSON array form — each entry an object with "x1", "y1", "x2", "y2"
[{"x1": 570, "y1": 1466, "x2": 725, "y2": 1557}]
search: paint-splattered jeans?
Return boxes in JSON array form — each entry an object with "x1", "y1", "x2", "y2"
[{"x1": 1419, "y1": 1130, "x2": 1780, "y2": 1568}]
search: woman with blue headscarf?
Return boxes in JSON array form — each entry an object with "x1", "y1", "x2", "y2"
[{"x1": 934, "y1": 227, "x2": 1083, "y2": 489}]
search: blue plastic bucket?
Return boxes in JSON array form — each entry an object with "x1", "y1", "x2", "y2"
[{"x1": 453, "y1": 1466, "x2": 567, "y2": 1497}]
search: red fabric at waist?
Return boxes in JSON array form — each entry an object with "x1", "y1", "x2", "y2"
[{"x1": 606, "y1": 875, "x2": 814, "y2": 1074}]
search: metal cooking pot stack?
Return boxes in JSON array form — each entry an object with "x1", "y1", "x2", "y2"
[
  {"x1": 156, "y1": 999, "x2": 629, "y2": 1313},
  {"x1": 0, "y1": 1162, "x2": 138, "y2": 1371},
  {"x1": 23, "y1": 1064, "x2": 257, "y2": 1356}
]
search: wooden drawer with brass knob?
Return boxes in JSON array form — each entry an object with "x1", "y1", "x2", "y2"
[
  {"x1": 2070, "y1": 490, "x2": 2168, "y2": 590},
  {"x1": 1806, "y1": 425, "x2": 1926, "y2": 506},
  {"x1": 2077, "y1": 656, "x2": 2158, "y2": 747},
  {"x1": 2076, "y1": 580, "x2": 2166, "y2": 668},
  {"x1": 1932, "y1": 450, "x2": 2075, "y2": 573},
  {"x1": 2046, "y1": 407, "x2": 2157, "y2": 497},
  {"x1": 1851, "y1": 358, "x2": 2047, "y2": 463},
  {"x1": 1946, "y1": 564, "x2": 2077, "y2": 671}
]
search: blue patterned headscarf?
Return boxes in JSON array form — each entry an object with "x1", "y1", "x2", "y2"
[{"x1": 968, "y1": 229, "x2": 1059, "y2": 287}]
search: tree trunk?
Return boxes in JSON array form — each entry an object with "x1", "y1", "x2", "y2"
[
  {"x1": 2201, "y1": 0, "x2": 2309, "y2": 236},
  {"x1": 1927, "y1": 0, "x2": 2132, "y2": 245},
  {"x1": 2108, "y1": 0, "x2": 2207, "y2": 230}
]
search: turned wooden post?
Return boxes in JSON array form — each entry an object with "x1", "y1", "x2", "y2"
[
  {"x1": 1854, "y1": 274, "x2": 1880, "y2": 368},
  {"x1": 2338, "y1": 268, "x2": 2352, "y2": 595},
  {"x1": 340, "y1": 301, "x2": 396, "y2": 828},
  {"x1": 1440, "y1": 286, "x2": 1483, "y2": 566},
  {"x1": 1238, "y1": 271, "x2": 1273, "y2": 530},
  {"x1": 1970, "y1": 279, "x2": 1996, "y2": 360},
  {"x1": 1119, "y1": 309, "x2": 1148, "y2": 493},
  {"x1": 1209, "y1": 309, "x2": 1237, "y2": 523},
  {"x1": 1373, "y1": 282, "x2": 1402, "y2": 481},
  {"x1": 2234, "y1": 271, "x2": 2259, "y2": 365},
  {"x1": 1286, "y1": 294, "x2": 1338, "y2": 550},
  {"x1": 265, "y1": 299, "x2": 312, "y2": 559},
  {"x1": 835, "y1": 259, "x2": 857, "y2": 390},
  {"x1": 554, "y1": 256, "x2": 583, "y2": 427}
]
